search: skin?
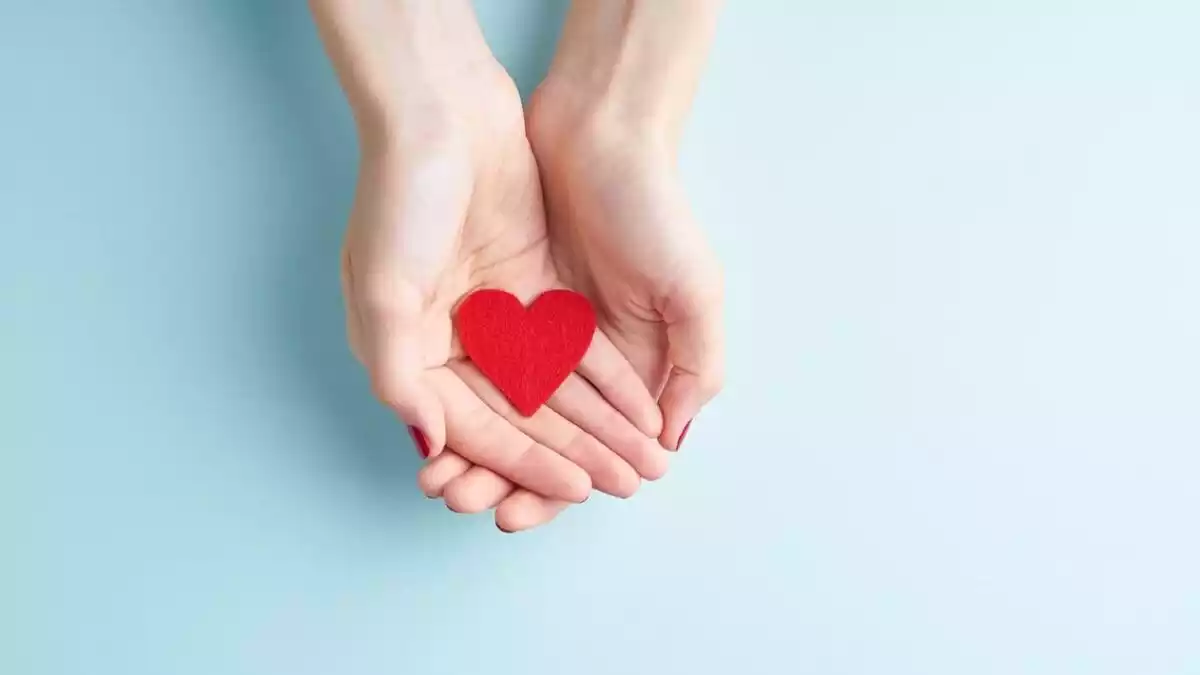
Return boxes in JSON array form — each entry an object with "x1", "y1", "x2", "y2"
[{"x1": 310, "y1": 0, "x2": 724, "y2": 531}]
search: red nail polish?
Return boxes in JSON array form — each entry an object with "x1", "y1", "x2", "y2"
[
  {"x1": 677, "y1": 420, "x2": 693, "y2": 450},
  {"x1": 407, "y1": 426, "x2": 430, "y2": 459}
]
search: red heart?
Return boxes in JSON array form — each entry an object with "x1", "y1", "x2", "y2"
[{"x1": 454, "y1": 289, "x2": 596, "y2": 417}]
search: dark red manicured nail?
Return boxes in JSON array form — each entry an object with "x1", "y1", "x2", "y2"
[
  {"x1": 407, "y1": 426, "x2": 430, "y2": 459},
  {"x1": 676, "y1": 420, "x2": 693, "y2": 450}
]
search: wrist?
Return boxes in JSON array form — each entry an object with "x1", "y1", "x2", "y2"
[
  {"x1": 311, "y1": 0, "x2": 510, "y2": 147},
  {"x1": 532, "y1": 0, "x2": 720, "y2": 147},
  {"x1": 358, "y1": 60, "x2": 515, "y2": 159},
  {"x1": 526, "y1": 80, "x2": 669, "y2": 174},
  {"x1": 354, "y1": 53, "x2": 506, "y2": 150}
]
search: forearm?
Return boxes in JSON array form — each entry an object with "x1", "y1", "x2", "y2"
[
  {"x1": 540, "y1": 0, "x2": 721, "y2": 140},
  {"x1": 308, "y1": 0, "x2": 498, "y2": 142}
]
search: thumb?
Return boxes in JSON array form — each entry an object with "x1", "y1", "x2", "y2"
[
  {"x1": 349, "y1": 264, "x2": 447, "y2": 458},
  {"x1": 657, "y1": 285, "x2": 725, "y2": 450}
]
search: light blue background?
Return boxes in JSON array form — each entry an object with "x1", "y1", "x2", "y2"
[{"x1": 3, "y1": 2, "x2": 1198, "y2": 674}]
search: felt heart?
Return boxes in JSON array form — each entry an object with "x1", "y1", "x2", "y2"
[{"x1": 454, "y1": 289, "x2": 596, "y2": 417}]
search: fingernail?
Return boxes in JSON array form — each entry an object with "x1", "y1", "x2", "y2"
[
  {"x1": 407, "y1": 426, "x2": 430, "y2": 459},
  {"x1": 497, "y1": 522, "x2": 514, "y2": 534},
  {"x1": 676, "y1": 420, "x2": 693, "y2": 450}
]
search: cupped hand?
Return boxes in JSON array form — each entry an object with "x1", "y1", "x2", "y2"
[
  {"x1": 416, "y1": 88, "x2": 726, "y2": 533},
  {"x1": 528, "y1": 89, "x2": 726, "y2": 452},
  {"x1": 339, "y1": 65, "x2": 672, "y2": 513}
]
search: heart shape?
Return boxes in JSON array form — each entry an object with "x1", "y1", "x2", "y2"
[{"x1": 454, "y1": 289, "x2": 596, "y2": 416}]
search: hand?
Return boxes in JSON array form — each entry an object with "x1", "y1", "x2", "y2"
[
  {"x1": 529, "y1": 93, "x2": 725, "y2": 451},
  {"x1": 312, "y1": 0, "x2": 671, "y2": 519},
  {"x1": 417, "y1": 96, "x2": 724, "y2": 532},
  {"x1": 415, "y1": 0, "x2": 725, "y2": 533}
]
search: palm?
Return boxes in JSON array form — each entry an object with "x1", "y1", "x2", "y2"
[
  {"x1": 345, "y1": 77, "x2": 670, "y2": 523},
  {"x1": 410, "y1": 123, "x2": 558, "y2": 370},
  {"x1": 540, "y1": 138, "x2": 723, "y2": 450},
  {"x1": 545, "y1": 152, "x2": 682, "y2": 394}
]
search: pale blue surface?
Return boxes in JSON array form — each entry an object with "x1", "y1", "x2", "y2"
[{"x1": 3, "y1": 3, "x2": 1199, "y2": 674}]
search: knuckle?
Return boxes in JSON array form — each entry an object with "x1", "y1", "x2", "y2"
[
  {"x1": 502, "y1": 436, "x2": 542, "y2": 476},
  {"x1": 564, "y1": 426, "x2": 599, "y2": 462},
  {"x1": 456, "y1": 406, "x2": 507, "y2": 453}
]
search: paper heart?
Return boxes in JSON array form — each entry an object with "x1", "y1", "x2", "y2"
[{"x1": 454, "y1": 289, "x2": 596, "y2": 417}]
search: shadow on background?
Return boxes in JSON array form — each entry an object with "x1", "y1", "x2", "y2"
[{"x1": 205, "y1": 0, "x2": 428, "y2": 520}]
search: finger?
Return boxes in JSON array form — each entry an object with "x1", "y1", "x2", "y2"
[
  {"x1": 443, "y1": 466, "x2": 516, "y2": 514},
  {"x1": 350, "y1": 260, "x2": 448, "y2": 457},
  {"x1": 548, "y1": 374, "x2": 672, "y2": 481},
  {"x1": 495, "y1": 490, "x2": 571, "y2": 533},
  {"x1": 416, "y1": 451, "x2": 472, "y2": 498},
  {"x1": 658, "y1": 294, "x2": 725, "y2": 450},
  {"x1": 576, "y1": 330, "x2": 664, "y2": 437},
  {"x1": 451, "y1": 361, "x2": 641, "y2": 498},
  {"x1": 427, "y1": 368, "x2": 591, "y2": 503}
]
